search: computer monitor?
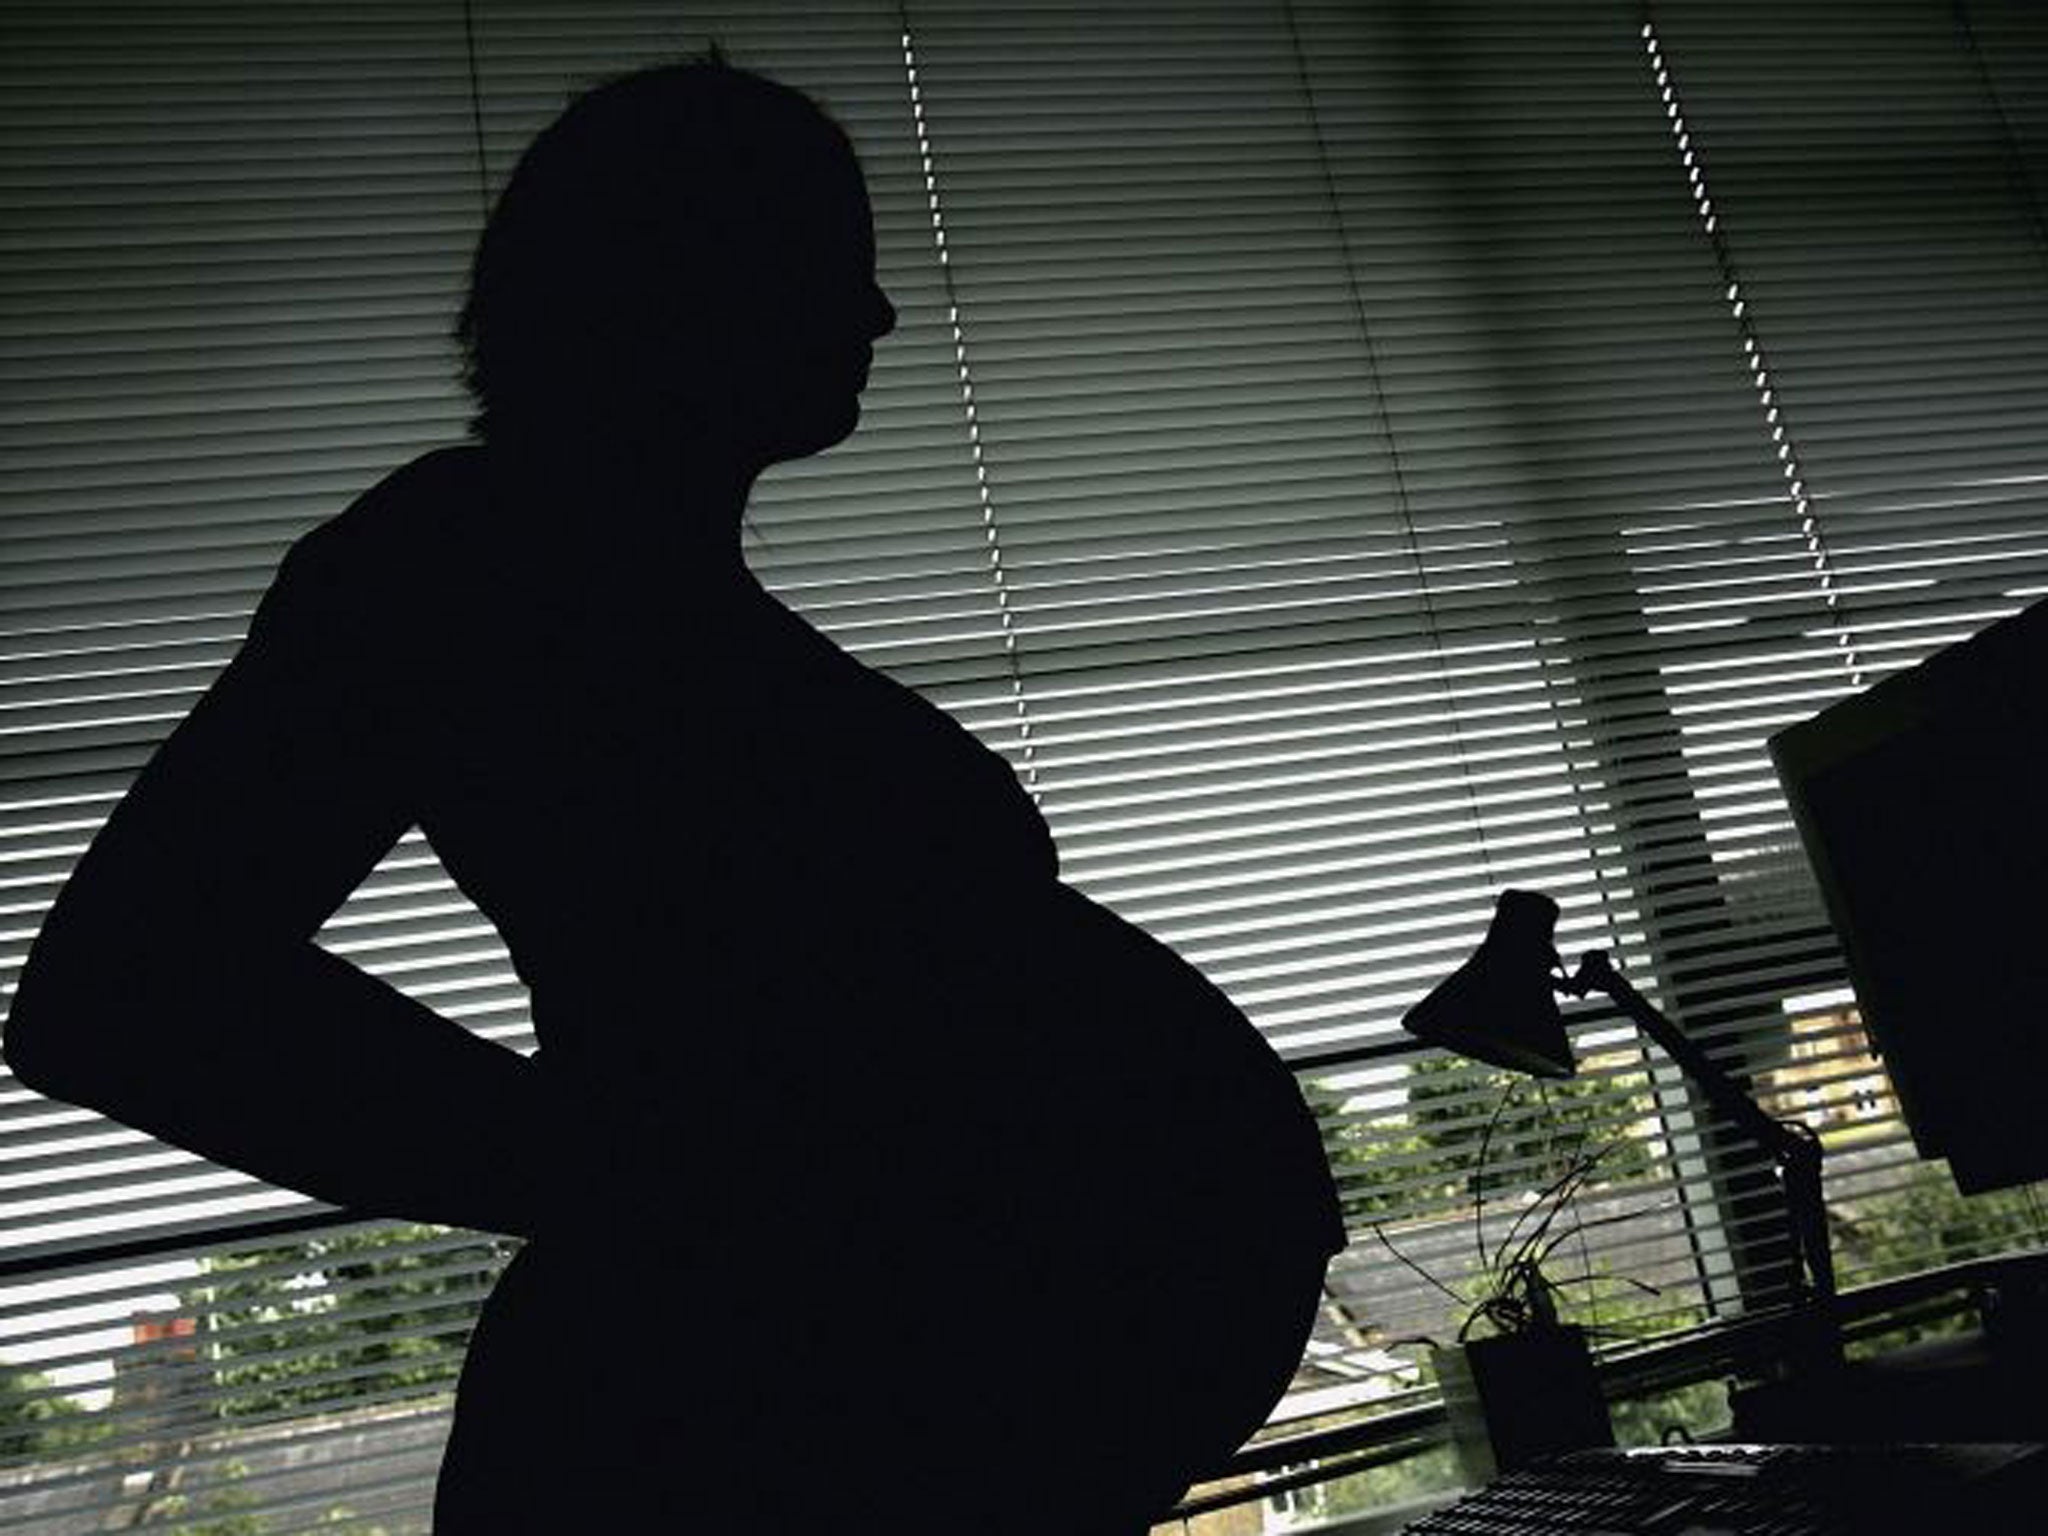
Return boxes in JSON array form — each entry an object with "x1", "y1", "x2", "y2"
[{"x1": 1768, "y1": 597, "x2": 2048, "y2": 1195}]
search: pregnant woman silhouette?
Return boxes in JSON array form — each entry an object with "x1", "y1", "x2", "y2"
[{"x1": 7, "y1": 58, "x2": 1344, "y2": 1533}]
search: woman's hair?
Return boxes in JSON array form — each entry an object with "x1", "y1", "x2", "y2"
[{"x1": 454, "y1": 52, "x2": 853, "y2": 443}]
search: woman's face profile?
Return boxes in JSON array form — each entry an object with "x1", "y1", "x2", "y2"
[{"x1": 691, "y1": 141, "x2": 897, "y2": 471}]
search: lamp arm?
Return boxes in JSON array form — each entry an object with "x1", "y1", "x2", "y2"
[
  {"x1": 1561, "y1": 953, "x2": 1799, "y2": 1162},
  {"x1": 1560, "y1": 950, "x2": 1834, "y2": 1307}
]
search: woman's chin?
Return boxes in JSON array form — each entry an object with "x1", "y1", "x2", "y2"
[{"x1": 772, "y1": 392, "x2": 864, "y2": 461}]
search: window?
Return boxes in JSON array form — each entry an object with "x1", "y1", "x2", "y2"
[{"x1": 4, "y1": 3, "x2": 2045, "y2": 1529}]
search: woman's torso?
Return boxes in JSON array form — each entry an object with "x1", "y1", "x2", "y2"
[{"x1": 325, "y1": 448, "x2": 1341, "y2": 1515}]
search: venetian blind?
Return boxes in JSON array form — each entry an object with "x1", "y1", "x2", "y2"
[
  {"x1": 4, "y1": 1, "x2": 2048, "y2": 1531},
  {"x1": 902, "y1": 0, "x2": 2048, "y2": 1425},
  {"x1": 1605, "y1": 0, "x2": 2048, "y2": 1310},
  {"x1": 1, "y1": 5, "x2": 491, "y2": 1523}
]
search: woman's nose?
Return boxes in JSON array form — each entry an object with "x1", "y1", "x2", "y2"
[{"x1": 869, "y1": 282, "x2": 897, "y2": 340}]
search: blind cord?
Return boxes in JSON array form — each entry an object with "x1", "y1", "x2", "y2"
[
  {"x1": 1640, "y1": 5, "x2": 1863, "y2": 688},
  {"x1": 460, "y1": 0, "x2": 491, "y2": 221},
  {"x1": 1952, "y1": 0, "x2": 2048, "y2": 278},
  {"x1": 897, "y1": 9, "x2": 1042, "y2": 799},
  {"x1": 1282, "y1": 0, "x2": 1499, "y2": 897}
]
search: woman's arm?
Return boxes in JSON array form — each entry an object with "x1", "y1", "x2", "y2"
[{"x1": 5, "y1": 513, "x2": 554, "y2": 1239}]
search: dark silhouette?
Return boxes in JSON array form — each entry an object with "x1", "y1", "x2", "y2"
[{"x1": 6, "y1": 57, "x2": 1345, "y2": 1533}]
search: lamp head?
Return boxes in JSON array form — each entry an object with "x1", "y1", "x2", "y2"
[{"x1": 1402, "y1": 889, "x2": 1576, "y2": 1078}]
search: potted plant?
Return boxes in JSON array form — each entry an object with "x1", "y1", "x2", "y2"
[
  {"x1": 1430, "y1": 1260, "x2": 1613, "y2": 1484},
  {"x1": 1377, "y1": 1125, "x2": 1655, "y2": 1484}
]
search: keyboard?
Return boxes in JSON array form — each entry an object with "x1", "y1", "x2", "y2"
[{"x1": 1398, "y1": 1442, "x2": 2042, "y2": 1534}]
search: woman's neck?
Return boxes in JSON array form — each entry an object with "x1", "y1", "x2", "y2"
[{"x1": 489, "y1": 433, "x2": 762, "y2": 591}]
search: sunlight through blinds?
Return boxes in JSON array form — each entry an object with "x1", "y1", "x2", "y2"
[{"x1": 3, "y1": 2, "x2": 2047, "y2": 1530}]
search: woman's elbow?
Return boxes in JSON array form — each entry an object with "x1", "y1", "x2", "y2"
[
  {"x1": 5, "y1": 924, "x2": 149, "y2": 1101},
  {"x1": 6, "y1": 974, "x2": 80, "y2": 1100}
]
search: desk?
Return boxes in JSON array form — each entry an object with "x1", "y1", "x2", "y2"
[
  {"x1": 1734, "y1": 1251, "x2": 2048, "y2": 1444},
  {"x1": 1734, "y1": 1326, "x2": 2047, "y2": 1445}
]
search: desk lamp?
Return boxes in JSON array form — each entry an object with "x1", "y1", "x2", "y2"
[{"x1": 1403, "y1": 890, "x2": 1837, "y2": 1332}]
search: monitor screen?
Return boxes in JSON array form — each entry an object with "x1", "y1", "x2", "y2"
[{"x1": 1769, "y1": 598, "x2": 2048, "y2": 1195}]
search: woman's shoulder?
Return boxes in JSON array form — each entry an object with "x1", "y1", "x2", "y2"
[
  {"x1": 237, "y1": 447, "x2": 516, "y2": 734},
  {"x1": 286, "y1": 445, "x2": 490, "y2": 582},
  {"x1": 265, "y1": 445, "x2": 515, "y2": 646}
]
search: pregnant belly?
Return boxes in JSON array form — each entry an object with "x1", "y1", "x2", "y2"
[
  {"x1": 534, "y1": 879, "x2": 1337, "y2": 1259},
  {"x1": 443, "y1": 883, "x2": 1338, "y2": 1522}
]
